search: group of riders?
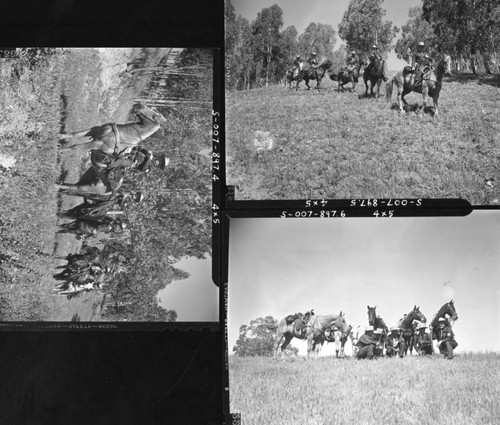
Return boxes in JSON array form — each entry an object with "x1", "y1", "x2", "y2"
[
  {"x1": 286, "y1": 310, "x2": 458, "y2": 360},
  {"x1": 55, "y1": 105, "x2": 169, "y2": 299},
  {"x1": 290, "y1": 41, "x2": 434, "y2": 91}
]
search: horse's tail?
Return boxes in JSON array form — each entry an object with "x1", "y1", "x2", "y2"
[{"x1": 385, "y1": 76, "x2": 394, "y2": 102}]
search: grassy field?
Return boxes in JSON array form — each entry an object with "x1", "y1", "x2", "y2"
[
  {"x1": 229, "y1": 353, "x2": 500, "y2": 425},
  {"x1": 226, "y1": 73, "x2": 500, "y2": 204}
]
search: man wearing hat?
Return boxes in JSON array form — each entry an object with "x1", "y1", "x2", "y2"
[
  {"x1": 415, "y1": 323, "x2": 433, "y2": 355},
  {"x1": 355, "y1": 326, "x2": 380, "y2": 359},
  {"x1": 293, "y1": 54, "x2": 303, "y2": 74},
  {"x1": 385, "y1": 327, "x2": 399, "y2": 357},
  {"x1": 345, "y1": 50, "x2": 359, "y2": 82},
  {"x1": 368, "y1": 44, "x2": 382, "y2": 64},
  {"x1": 437, "y1": 317, "x2": 457, "y2": 359},
  {"x1": 408, "y1": 41, "x2": 433, "y2": 89},
  {"x1": 373, "y1": 328, "x2": 385, "y2": 357},
  {"x1": 308, "y1": 52, "x2": 318, "y2": 67}
]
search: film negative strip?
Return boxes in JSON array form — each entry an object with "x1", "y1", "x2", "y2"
[{"x1": 221, "y1": 1, "x2": 500, "y2": 423}]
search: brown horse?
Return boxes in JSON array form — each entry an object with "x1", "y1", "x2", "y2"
[
  {"x1": 59, "y1": 103, "x2": 167, "y2": 153},
  {"x1": 385, "y1": 55, "x2": 452, "y2": 116},
  {"x1": 305, "y1": 312, "x2": 347, "y2": 359},
  {"x1": 295, "y1": 60, "x2": 333, "y2": 91},
  {"x1": 363, "y1": 57, "x2": 387, "y2": 98},
  {"x1": 57, "y1": 148, "x2": 167, "y2": 199}
]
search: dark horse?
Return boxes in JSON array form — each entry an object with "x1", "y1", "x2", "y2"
[
  {"x1": 295, "y1": 60, "x2": 333, "y2": 91},
  {"x1": 385, "y1": 55, "x2": 451, "y2": 116},
  {"x1": 330, "y1": 62, "x2": 364, "y2": 92},
  {"x1": 397, "y1": 305, "x2": 427, "y2": 356},
  {"x1": 363, "y1": 57, "x2": 387, "y2": 98},
  {"x1": 367, "y1": 305, "x2": 389, "y2": 335},
  {"x1": 429, "y1": 299, "x2": 458, "y2": 354},
  {"x1": 274, "y1": 311, "x2": 314, "y2": 359}
]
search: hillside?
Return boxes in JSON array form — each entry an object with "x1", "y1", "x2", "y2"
[{"x1": 226, "y1": 74, "x2": 500, "y2": 205}]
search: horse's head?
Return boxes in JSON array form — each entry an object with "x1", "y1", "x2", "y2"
[
  {"x1": 133, "y1": 103, "x2": 167, "y2": 125},
  {"x1": 446, "y1": 299, "x2": 458, "y2": 322},
  {"x1": 367, "y1": 305, "x2": 377, "y2": 326},
  {"x1": 333, "y1": 312, "x2": 347, "y2": 334},
  {"x1": 411, "y1": 305, "x2": 427, "y2": 323}
]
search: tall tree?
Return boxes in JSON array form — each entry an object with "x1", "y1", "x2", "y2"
[
  {"x1": 275, "y1": 25, "x2": 299, "y2": 82},
  {"x1": 233, "y1": 316, "x2": 299, "y2": 357},
  {"x1": 250, "y1": 4, "x2": 284, "y2": 86},
  {"x1": 423, "y1": 0, "x2": 500, "y2": 73},
  {"x1": 338, "y1": 0, "x2": 398, "y2": 58},
  {"x1": 394, "y1": 6, "x2": 438, "y2": 62},
  {"x1": 298, "y1": 23, "x2": 337, "y2": 59}
]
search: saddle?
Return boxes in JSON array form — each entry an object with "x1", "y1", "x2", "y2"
[{"x1": 285, "y1": 313, "x2": 301, "y2": 325}]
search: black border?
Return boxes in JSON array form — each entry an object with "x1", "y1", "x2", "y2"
[{"x1": 0, "y1": 0, "x2": 225, "y2": 423}]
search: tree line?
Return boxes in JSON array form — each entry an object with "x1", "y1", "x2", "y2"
[{"x1": 225, "y1": 0, "x2": 500, "y2": 92}]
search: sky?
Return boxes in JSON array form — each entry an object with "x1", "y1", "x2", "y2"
[
  {"x1": 227, "y1": 211, "x2": 500, "y2": 356},
  {"x1": 158, "y1": 256, "x2": 218, "y2": 321},
  {"x1": 230, "y1": 0, "x2": 422, "y2": 70}
]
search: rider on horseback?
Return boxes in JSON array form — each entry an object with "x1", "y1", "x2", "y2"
[
  {"x1": 308, "y1": 52, "x2": 318, "y2": 67},
  {"x1": 368, "y1": 44, "x2": 382, "y2": 64},
  {"x1": 408, "y1": 41, "x2": 434, "y2": 89},
  {"x1": 293, "y1": 54, "x2": 303, "y2": 77},
  {"x1": 346, "y1": 51, "x2": 359, "y2": 80}
]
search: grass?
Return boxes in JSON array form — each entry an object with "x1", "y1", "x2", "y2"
[
  {"x1": 229, "y1": 353, "x2": 500, "y2": 425},
  {"x1": 0, "y1": 53, "x2": 65, "y2": 320},
  {"x1": 226, "y1": 74, "x2": 500, "y2": 204}
]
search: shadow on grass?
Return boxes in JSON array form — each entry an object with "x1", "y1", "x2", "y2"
[
  {"x1": 446, "y1": 72, "x2": 500, "y2": 88},
  {"x1": 388, "y1": 102, "x2": 436, "y2": 116}
]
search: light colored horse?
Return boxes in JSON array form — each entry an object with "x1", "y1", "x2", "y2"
[
  {"x1": 59, "y1": 103, "x2": 167, "y2": 153},
  {"x1": 385, "y1": 55, "x2": 452, "y2": 116},
  {"x1": 274, "y1": 311, "x2": 314, "y2": 359},
  {"x1": 305, "y1": 312, "x2": 347, "y2": 359}
]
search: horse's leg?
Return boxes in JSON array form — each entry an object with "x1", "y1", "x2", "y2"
[
  {"x1": 280, "y1": 334, "x2": 293, "y2": 359},
  {"x1": 305, "y1": 78, "x2": 311, "y2": 90},
  {"x1": 433, "y1": 93, "x2": 439, "y2": 117},
  {"x1": 274, "y1": 332, "x2": 284, "y2": 359},
  {"x1": 418, "y1": 84, "x2": 430, "y2": 116}
]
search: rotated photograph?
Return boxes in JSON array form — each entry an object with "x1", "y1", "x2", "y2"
[
  {"x1": 0, "y1": 48, "x2": 217, "y2": 322},
  {"x1": 225, "y1": 0, "x2": 500, "y2": 204},
  {"x1": 227, "y1": 211, "x2": 500, "y2": 424}
]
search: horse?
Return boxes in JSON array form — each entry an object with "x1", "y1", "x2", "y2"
[
  {"x1": 397, "y1": 306, "x2": 427, "y2": 356},
  {"x1": 305, "y1": 312, "x2": 347, "y2": 359},
  {"x1": 57, "y1": 147, "x2": 167, "y2": 200},
  {"x1": 429, "y1": 299, "x2": 458, "y2": 354},
  {"x1": 385, "y1": 54, "x2": 452, "y2": 116},
  {"x1": 295, "y1": 60, "x2": 333, "y2": 91},
  {"x1": 284, "y1": 67, "x2": 300, "y2": 88},
  {"x1": 363, "y1": 57, "x2": 387, "y2": 98},
  {"x1": 274, "y1": 311, "x2": 314, "y2": 359},
  {"x1": 367, "y1": 305, "x2": 389, "y2": 350},
  {"x1": 59, "y1": 103, "x2": 167, "y2": 153},
  {"x1": 330, "y1": 62, "x2": 364, "y2": 92}
]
